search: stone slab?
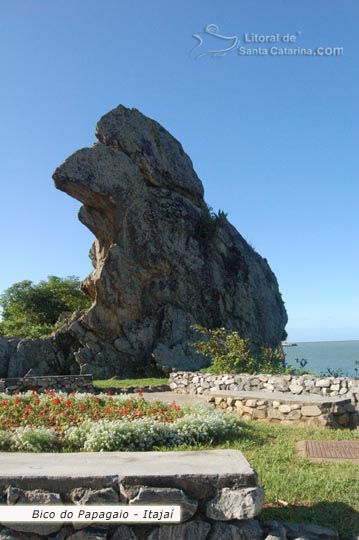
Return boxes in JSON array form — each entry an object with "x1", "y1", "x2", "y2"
[
  {"x1": 209, "y1": 390, "x2": 351, "y2": 406},
  {"x1": 0, "y1": 450, "x2": 257, "y2": 495}
]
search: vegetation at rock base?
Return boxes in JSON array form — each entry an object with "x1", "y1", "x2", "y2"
[
  {"x1": 0, "y1": 276, "x2": 91, "y2": 338},
  {"x1": 192, "y1": 326, "x2": 308, "y2": 375}
]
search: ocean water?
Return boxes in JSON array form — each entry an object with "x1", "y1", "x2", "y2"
[{"x1": 284, "y1": 340, "x2": 359, "y2": 378}]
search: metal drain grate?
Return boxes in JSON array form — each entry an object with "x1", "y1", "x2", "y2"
[{"x1": 298, "y1": 440, "x2": 359, "y2": 461}]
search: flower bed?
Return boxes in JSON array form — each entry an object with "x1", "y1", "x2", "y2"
[{"x1": 0, "y1": 391, "x2": 240, "y2": 452}]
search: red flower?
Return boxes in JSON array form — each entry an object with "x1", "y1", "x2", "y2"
[
  {"x1": 14, "y1": 397, "x2": 20, "y2": 405},
  {"x1": 138, "y1": 391, "x2": 143, "y2": 397},
  {"x1": 106, "y1": 390, "x2": 112, "y2": 396},
  {"x1": 1, "y1": 400, "x2": 8, "y2": 406},
  {"x1": 94, "y1": 396, "x2": 99, "y2": 403},
  {"x1": 122, "y1": 409, "x2": 129, "y2": 415},
  {"x1": 80, "y1": 404, "x2": 86, "y2": 412},
  {"x1": 53, "y1": 397, "x2": 61, "y2": 406},
  {"x1": 66, "y1": 399, "x2": 72, "y2": 408},
  {"x1": 31, "y1": 391, "x2": 38, "y2": 397}
]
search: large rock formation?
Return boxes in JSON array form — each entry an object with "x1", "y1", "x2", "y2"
[{"x1": 49, "y1": 105, "x2": 287, "y2": 377}]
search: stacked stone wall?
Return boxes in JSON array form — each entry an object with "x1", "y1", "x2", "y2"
[
  {"x1": 170, "y1": 372, "x2": 359, "y2": 406},
  {"x1": 209, "y1": 394, "x2": 358, "y2": 428},
  {"x1": 0, "y1": 375, "x2": 93, "y2": 394}
]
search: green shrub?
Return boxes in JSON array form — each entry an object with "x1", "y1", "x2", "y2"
[
  {"x1": 194, "y1": 204, "x2": 227, "y2": 241},
  {"x1": 192, "y1": 325, "x2": 287, "y2": 375}
]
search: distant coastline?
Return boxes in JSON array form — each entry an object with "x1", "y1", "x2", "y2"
[
  {"x1": 287, "y1": 339, "x2": 359, "y2": 344},
  {"x1": 284, "y1": 340, "x2": 359, "y2": 378}
]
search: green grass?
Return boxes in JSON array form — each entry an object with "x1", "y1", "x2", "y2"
[
  {"x1": 200, "y1": 420, "x2": 359, "y2": 539},
  {"x1": 93, "y1": 377, "x2": 169, "y2": 389},
  {"x1": 82, "y1": 382, "x2": 359, "y2": 536}
]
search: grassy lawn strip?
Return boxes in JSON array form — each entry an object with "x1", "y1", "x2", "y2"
[
  {"x1": 202, "y1": 420, "x2": 359, "y2": 540},
  {"x1": 93, "y1": 378, "x2": 169, "y2": 388}
]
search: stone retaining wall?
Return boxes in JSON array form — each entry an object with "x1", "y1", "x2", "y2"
[
  {"x1": 170, "y1": 372, "x2": 359, "y2": 406},
  {"x1": 94, "y1": 384, "x2": 171, "y2": 395},
  {"x1": 0, "y1": 375, "x2": 93, "y2": 394},
  {"x1": 0, "y1": 450, "x2": 337, "y2": 540},
  {"x1": 209, "y1": 393, "x2": 359, "y2": 428}
]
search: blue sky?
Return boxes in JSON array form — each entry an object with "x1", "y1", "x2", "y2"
[{"x1": 0, "y1": 0, "x2": 358, "y2": 342}]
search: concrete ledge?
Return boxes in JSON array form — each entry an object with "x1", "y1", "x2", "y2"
[{"x1": 0, "y1": 450, "x2": 257, "y2": 495}]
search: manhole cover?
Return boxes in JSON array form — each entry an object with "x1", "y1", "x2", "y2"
[{"x1": 297, "y1": 440, "x2": 359, "y2": 462}]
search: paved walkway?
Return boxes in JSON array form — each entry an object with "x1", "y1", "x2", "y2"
[{"x1": 141, "y1": 391, "x2": 208, "y2": 405}]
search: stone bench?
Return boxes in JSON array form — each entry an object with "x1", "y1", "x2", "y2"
[
  {"x1": 207, "y1": 390, "x2": 359, "y2": 428},
  {"x1": 0, "y1": 450, "x2": 339, "y2": 539},
  {"x1": 0, "y1": 450, "x2": 264, "y2": 539}
]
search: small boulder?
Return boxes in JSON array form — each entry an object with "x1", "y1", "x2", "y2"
[
  {"x1": 129, "y1": 487, "x2": 197, "y2": 521},
  {"x1": 206, "y1": 487, "x2": 264, "y2": 520}
]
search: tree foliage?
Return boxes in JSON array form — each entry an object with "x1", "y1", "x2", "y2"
[{"x1": 0, "y1": 276, "x2": 91, "y2": 338}]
